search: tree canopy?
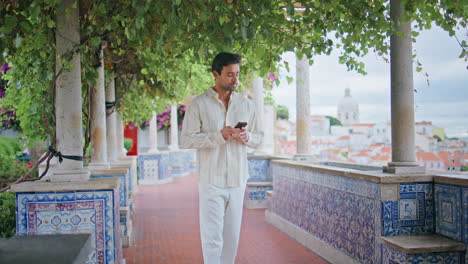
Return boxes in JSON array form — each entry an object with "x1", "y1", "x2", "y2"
[{"x1": 0, "y1": 0, "x2": 466, "y2": 143}]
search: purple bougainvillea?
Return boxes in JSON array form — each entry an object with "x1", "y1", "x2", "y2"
[{"x1": 0, "y1": 63, "x2": 20, "y2": 130}]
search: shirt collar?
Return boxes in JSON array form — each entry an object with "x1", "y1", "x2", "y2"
[{"x1": 206, "y1": 87, "x2": 237, "y2": 99}]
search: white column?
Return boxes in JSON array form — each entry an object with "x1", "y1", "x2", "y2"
[
  {"x1": 88, "y1": 42, "x2": 109, "y2": 170},
  {"x1": 147, "y1": 111, "x2": 159, "y2": 153},
  {"x1": 169, "y1": 104, "x2": 179, "y2": 150},
  {"x1": 106, "y1": 77, "x2": 118, "y2": 162},
  {"x1": 252, "y1": 73, "x2": 268, "y2": 154},
  {"x1": 385, "y1": 0, "x2": 424, "y2": 174},
  {"x1": 263, "y1": 104, "x2": 275, "y2": 154},
  {"x1": 295, "y1": 55, "x2": 312, "y2": 159},
  {"x1": 52, "y1": 0, "x2": 89, "y2": 181},
  {"x1": 116, "y1": 113, "x2": 127, "y2": 158}
]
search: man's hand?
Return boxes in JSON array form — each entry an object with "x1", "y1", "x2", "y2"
[
  {"x1": 221, "y1": 126, "x2": 240, "y2": 141},
  {"x1": 232, "y1": 129, "x2": 248, "y2": 143}
]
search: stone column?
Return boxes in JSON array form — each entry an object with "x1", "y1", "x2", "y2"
[
  {"x1": 295, "y1": 55, "x2": 312, "y2": 159},
  {"x1": 169, "y1": 105, "x2": 179, "y2": 150},
  {"x1": 385, "y1": 0, "x2": 424, "y2": 174},
  {"x1": 263, "y1": 104, "x2": 275, "y2": 154},
  {"x1": 88, "y1": 41, "x2": 109, "y2": 170},
  {"x1": 52, "y1": 0, "x2": 89, "y2": 181},
  {"x1": 116, "y1": 113, "x2": 127, "y2": 158},
  {"x1": 147, "y1": 111, "x2": 160, "y2": 153},
  {"x1": 106, "y1": 77, "x2": 118, "y2": 163},
  {"x1": 252, "y1": 73, "x2": 268, "y2": 154}
]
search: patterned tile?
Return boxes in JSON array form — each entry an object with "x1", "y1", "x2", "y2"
[
  {"x1": 55, "y1": 192, "x2": 76, "y2": 202},
  {"x1": 270, "y1": 172, "x2": 378, "y2": 263},
  {"x1": 76, "y1": 191, "x2": 95, "y2": 200},
  {"x1": 463, "y1": 188, "x2": 468, "y2": 243},
  {"x1": 382, "y1": 245, "x2": 406, "y2": 264},
  {"x1": 271, "y1": 163, "x2": 380, "y2": 199},
  {"x1": 91, "y1": 174, "x2": 127, "y2": 207},
  {"x1": 382, "y1": 183, "x2": 434, "y2": 236},
  {"x1": 248, "y1": 159, "x2": 270, "y2": 182},
  {"x1": 381, "y1": 245, "x2": 461, "y2": 264},
  {"x1": 139, "y1": 150, "x2": 197, "y2": 182},
  {"x1": 435, "y1": 184, "x2": 462, "y2": 241},
  {"x1": 407, "y1": 252, "x2": 462, "y2": 264},
  {"x1": 16, "y1": 189, "x2": 118, "y2": 264},
  {"x1": 246, "y1": 186, "x2": 273, "y2": 200}
]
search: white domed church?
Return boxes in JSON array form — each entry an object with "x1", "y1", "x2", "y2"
[{"x1": 337, "y1": 87, "x2": 359, "y2": 125}]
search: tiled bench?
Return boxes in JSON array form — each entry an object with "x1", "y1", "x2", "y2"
[
  {"x1": 381, "y1": 234, "x2": 465, "y2": 263},
  {"x1": 244, "y1": 181, "x2": 273, "y2": 209}
]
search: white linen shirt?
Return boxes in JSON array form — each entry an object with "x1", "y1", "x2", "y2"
[{"x1": 180, "y1": 87, "x2": 263, "y2": 188}]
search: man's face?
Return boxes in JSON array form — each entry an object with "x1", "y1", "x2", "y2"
[{"x1": 213, "y1": 63, "x2": 240, "y2": 92}]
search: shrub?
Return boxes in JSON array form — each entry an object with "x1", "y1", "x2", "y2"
[
  {"x1": 0, "y1": 136, "x2": 22, "y2": 156},
  {"x1": 124, "y1": 138, "x2": 133, "y2": 152},
  {"x1": 0, "y1": 154, "x2": 29, "y2": 182},
  {"x1": 0, "y1": 191, "x2": 16, "y2": 238}
]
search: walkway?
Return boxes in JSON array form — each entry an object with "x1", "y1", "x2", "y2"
[{"x1": 123, "y1": 173, "x2": 328, "y2": 264}]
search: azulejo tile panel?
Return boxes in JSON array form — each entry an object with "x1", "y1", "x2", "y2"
[
  {"x1": 435, "y1": 184, "x2": 462, "y2": 241},
  {"x1": 382, "y1": 244, "x2": 406, "y2": 264},
  {"x1": 382, "y1": 183, "x2": 434, "y2": 236},
  {"x1": 16, "y1": 190, "x2": 118, "y2": 264},
  {"x1": 139, "y1": 156, "x2": 160, "y2": 181},
  {"x1": 407, "y1": 252, "x2": 462, "y2": 264},
  {"x1": 139, "y1": 151, "x2": 196, "y2": 182},
  {"x1": 159, "y1": 154, "x2": 172, "y2": 180},
  {"x1": 382, "y1": 244, "x2": 462, "y2": 264},
  {"x1": 271, "y1": 164, "x2": 380, "y2": 199},
  {"x1": 270, "y1": 172, "x2": 378, "y2": 264},
  {"x1": 168, "y1": 150, "x2": 196, "y2": 175},
  {"x1": 463, "y1": 188, "x2": 468, "y2": 243},
  {"x1": 246, "y1": 186, "x2": 273, "y2": 200},
  {"x1": 91, "y1": 174, "x2": 127, "y2": 207},
  {"x1": 248, "y1": 159, "x2": 270, "y2": 182}
]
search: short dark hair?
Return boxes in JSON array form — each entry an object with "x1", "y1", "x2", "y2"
[{"x1": 211, "y1": 52, "x2": 241, "y2": 74}]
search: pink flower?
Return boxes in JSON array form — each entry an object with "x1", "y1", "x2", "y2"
[
  {"x1": 0, "y1": 64, "x2": 12, "y2": 74},
  {"x1": 268, "y1": 72, "x2": 276, "y2": 83}
]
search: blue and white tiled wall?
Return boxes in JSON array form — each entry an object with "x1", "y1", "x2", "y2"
[
  {"x1": 269, "y1": 161, "x2": 468, "y2": 263},
  {"x1": 138, "y1": 150, "x2": 196, "y2": 183},
  {"x1": 382, "y1": 183, "x2": 434, "y2": 236},
  {"x1": 169, "y1": 150, "x2": 197, "y2": 175},
  {"x1": 382, "y1": 243, "x2": 463, "y2": 264},
  {"x1": 247, "y1": 186, "x2": 273, "y2": 200},
  {"x1": 247, "y1": 158, "x2": 271, "y2": 182},
  {"x1": 269, "y1": 164, "x2": 381, "y2": 264},
  {"x1": 16, "y1": 189, "x2": 121, "y2": 264},
  {"x1": 91, "y1": 172, "x2": 129, "y2": 208},
  {"x1": 434, "y1": 181, "x2": 468, "y2": 264}
]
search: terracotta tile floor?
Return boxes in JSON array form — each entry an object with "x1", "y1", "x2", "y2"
[{"x1": 123, "y1": 173, "x2": 329, "y2": 264}]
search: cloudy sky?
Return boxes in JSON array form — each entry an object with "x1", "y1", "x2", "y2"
[{"x1": 271, "y1": 26, "x2": 467, "y2": 138}]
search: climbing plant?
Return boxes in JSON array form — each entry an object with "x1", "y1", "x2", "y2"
[{"x1": 0, "y1": 0, "x2": 465, "y2": 143}]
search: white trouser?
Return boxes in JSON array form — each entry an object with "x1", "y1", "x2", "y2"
[{"x1": 198, "y1": 182, "x2": 246, "y2": 264}]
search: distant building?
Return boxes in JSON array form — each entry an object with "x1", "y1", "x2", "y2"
[
  {"x1": 310, "y1": 115, "x2": 330, "y2": 136},
  {"x1": 415, "y1": 121, "x2": 433, "y2": 135},
  {"x1": 416, "y1": 132, "x2": 438, "y2": 152},
  {"x1": 438, "y1": 151, "x2": 462, "y2": 171},
  {"x1": 337, "y1": 87, "x2": 359, "y2": 125},
  {"x1": 416, "y1": 152, "x2": 444, "y2": 171}
]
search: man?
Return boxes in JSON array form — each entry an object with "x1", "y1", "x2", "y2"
[{"x1": 181, "y1": 52, "x2": 263, "y2": 264}]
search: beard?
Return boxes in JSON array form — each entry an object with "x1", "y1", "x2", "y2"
[{"x1": 221, "y1": 82, "x2": 238, "y2": 92}]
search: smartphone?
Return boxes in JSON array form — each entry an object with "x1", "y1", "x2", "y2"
[{"x1": 234, "y1": 122, "x2": 247, "y2": 129}]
